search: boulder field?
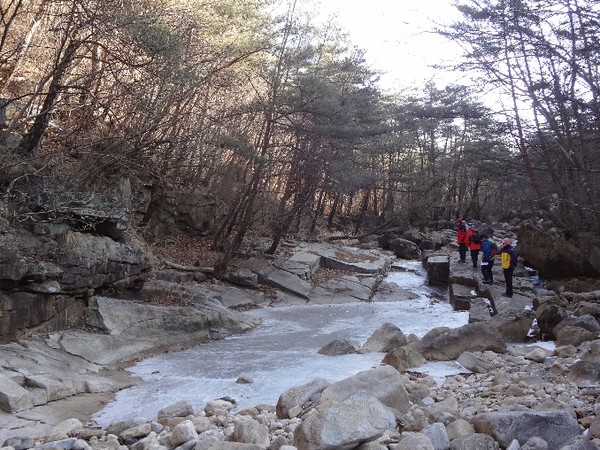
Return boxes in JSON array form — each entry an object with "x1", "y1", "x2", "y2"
[{"x1": 1, "y1": 236, "x2": 600, "y2": 450}]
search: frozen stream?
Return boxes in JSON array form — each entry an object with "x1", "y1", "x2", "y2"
[{"x1": 93, "y1": 261, "x2": 469, "y2": 427}]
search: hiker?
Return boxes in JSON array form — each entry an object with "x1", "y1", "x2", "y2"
[
  {"x1": 456, "y1": 220, "x2": 468, "y2": 263},
  {"x1": 466, "y1": 226, "x2": 483, "y2": 268},
  {"x1": 480, "y1": 234, "x2": 498, "y2": 284},
  {"x1": 499, "y1": 237, "x2": 518, "y2": 298}
]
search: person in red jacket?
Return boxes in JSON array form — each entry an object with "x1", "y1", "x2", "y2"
[
  {"x1": 466, "y1": 226, "x2": 483, "y2": 268},
  {"x1": 456, "y1": 220, "x2": 468, "y2": 263}
]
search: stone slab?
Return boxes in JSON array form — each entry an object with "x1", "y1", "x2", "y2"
[
  {"x1": 297, "y1": 243, "x2": 393, "y2": 274},
  {"x1": 449, "y1": 283, "x2": 476, "y2": 311}
]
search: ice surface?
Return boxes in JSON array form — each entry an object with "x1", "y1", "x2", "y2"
[{"x1": 92, "y1": 260, "x2": 469, "y2": 427}]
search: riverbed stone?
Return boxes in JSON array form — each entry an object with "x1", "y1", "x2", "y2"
[
  {"x1": 426, "y1": 255, "x2": 450, "y2": 286},
  {"x1": 230, "y1": 417, "x2": 269, "y2": 446},
  {"x1": 0, "y1": 373, "x2": 33, "y2": 413},
  {"x1": 360, "y1": 322, "x2": 408, "y2": 353},
  {"x1": 319, "y1": 365, "x2": 411, "y2": 414},
  {"x1": 317, "y1": 338, "x2": 358, "y2": 355},
  {"x1": 170, "y1": 420, "x2": 198, "y2": 446},
  {"x1": 277, "y1": 378, "x2": 331, "y2": 420},
  {"x1": 471, "y1": 410, "x2": 580, "y2": 449},
  {"x1": 449, "y1": 284, "x2": 475, "y2": 311},
  {"x1": 294, "y1": 391, "x2": 395, "y2": 450},
  {"x1": 157, "y1": 400, "x2": 194, "y2": 419},
  {"x1": 205, "y1": 399, "x2": 234, "y2": 417},
  {"x1": 409, "y1": 322, "x2": 506, "y2": 361},
  {"x1": 381, "y1": 346, "x2": 426, "y2": 372}
]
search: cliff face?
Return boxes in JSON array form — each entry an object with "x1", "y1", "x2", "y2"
[
  {"x1": 0, "y1": 217, "x2": 151, "y2": 343},
  {"x1": 517, "y1": 223, "x2": 600, "y2": 279},
  {"x1": 0, "y1": 173, "x2": 218, "y2": 343}
]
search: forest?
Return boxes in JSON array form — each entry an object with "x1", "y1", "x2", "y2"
[{"x1": 0, "y1": 0, "x2": 599, "y2": 263}]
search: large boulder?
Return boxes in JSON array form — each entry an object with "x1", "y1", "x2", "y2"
[
  {"x1": 293, "y1": 391, "x2": 395, "y2": 450},
  {"x1": 318, "y1": 365, "x2": 411, "y2": 414},
  {"x1": 489, "y1": 309, "x2": 536, "y2": 343},
  {"x1": 409, "y1": 323, "x2": 507, "y2": 361},
  {"x1": 517, "y1": 224, "x2": 599, "y2": 278},
  {"x1": 471, "y1": 410, "x2": 580, "y2": 449},
  {"x1": 382, "y1": 346, "x2": 427, "y2": 372},
  {"x1": 426, "y1": 255, "x2": 450, "y2": 286},
  {"x1": 360, "y1": 322, "x2": 408, "y2": 353},
  {"x1": 276, "y1": 378, "x2": 331, "y2": 419},
  {"x1": 389, "y1": 238, "x2": 421, "y2": 260},
  {"x1": 55, "y1": 231, "x2": 149, "y2": 293},
  {"x1": 535, "y1": 299, "x2": 569, "y2": 339}
]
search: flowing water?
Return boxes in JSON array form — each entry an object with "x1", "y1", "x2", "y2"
[{"x1": 93, "y1": 261, "x2": 469, "y2": 427}]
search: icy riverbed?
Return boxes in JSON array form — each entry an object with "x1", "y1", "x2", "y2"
[{"x1": 93, "y1": 261, "x2": 469, "y2": 427}]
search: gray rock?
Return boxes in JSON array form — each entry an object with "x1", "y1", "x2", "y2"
[
  {"x1": 468, "y1": 297, "x2": 494, "y2": 323},
  {"x1": 317, "y1": 338, "x2": 358, "y2": 356},
  {"x1": 259, "y1": 266, "x2": 311, "y2": 299},
  {"x1": 0, "y1": 373, "x2": 33, "y2": 413},
  {"x1": 120, "y1": 423, "x2": 152, "y2": 441},
  {"x1": 409, "y1": 323, "x2": 506, "y2": 361},
  {"x1": 520, "y1": 436, "x2": 549, "y2": 450},
  {"x1": 422, "y1": 422, "x2": 449, "y2": 450},
  {"x1": 381, "y1": 346, "x2": 426, "y2": 372},
  {"x1": 229, "y1": 417, "x2": 269, "y2": 446},
  {"x1": 557, "y1": 435, "x2": 597, "y2": 450},
  {"x1": 227, "y1": 269, "x2": 259, "y2": 287},
  {"x1": 33, "y1": 438, "x2": 78, "y2": 450},
  {"x1": 555, "y1": 326, "x2": 598, "y2": 347},
  {"x1": 427, "y1": 255, "x2": 450, "y2": 286},
  {"x1": 567, "y1": 360, "x2": 600, "y2": 386},
  {"x1": 276, "y1": 378, "x2": 330, "y2": 419},
  {"x1": 389, "y1": 238, "x2": 421, "y2": 260},
  {"x1": 205, "y1": 399, "x2": 234, "y2": 417},
  {"x1": 293, "y1": 391, "x2": 394, "y2": 450},
  {"x1": 105, "y1": 418, "x2": 147, "y2": 436},
  {"x1": 535, "y1": 300, "x2": 568, "y2": 339},
  {"x1": 424, "y1": 397, "x2": 459, "y2": 424},
  {"x1": 157, "y1": 400, "x2": 194, "y2": 419},
  {"x1": 319, "y1": 365, "x2": 411, "y2": 414},
  {"x1": 2, "y1": 437, "x2": 34, "y2": 450},
  {"x1": 490, "y1": 309, "x2": 536, "y2": 343},
  {"x1": 457, "y1": 352, "x2": 493, "y2": 373},
  {"x1": 471, "y1": 410, "x2": 579, "y2": 449},
  {"x1": 170, "y1": 420, "x2": 198, "y2": 447},
  {"x1": 361, "y1": 322, "x2": 408, "y2": 353},
  {"x1": 24, "y1": 374, "x2": 76, "y2": 402},
  {"x1": 302, "y1": 242, "x2": 393, "y2": 274},
  {"x1": 553, "y1": 315, "x2": 600, "y2": 335},
  {"x1": 449, "y1": 284, "x2": 475, "y2": 312},
  {"x1": 396, "y1": 432, "x2": 434, "y2": 449},
  {"x1": 50, "y1": 418, "x2": 83, "y2": 438},
  {"x1": 449, "y1": 433, "x2": 499, "y2": 450},
  {"x1": 445, "y1": 419, "x2": 475, "y2": 441}
]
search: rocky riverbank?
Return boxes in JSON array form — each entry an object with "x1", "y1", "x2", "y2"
[{"x1": 2, "y1": 236, "x2": 600, "y2": 450}]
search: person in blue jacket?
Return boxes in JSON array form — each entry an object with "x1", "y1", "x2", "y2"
[
  {"x1": 480, "y1": 234, "x2": 498, "y2": 284},
  {"x1": 499, "y1": 237, "x2": 518, "y2": 297}
]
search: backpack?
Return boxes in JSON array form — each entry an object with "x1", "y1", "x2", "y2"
[
  {"x1": 490, "y1": 243, "x2": 498, "y2": 256},
  {"x1": 471, "y1": 230, "x2": 482, "y2": 244}
]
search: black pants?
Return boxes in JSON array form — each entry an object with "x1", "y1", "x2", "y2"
[
  {"x1": 470, "y1": 249, "x2": 479, "y2": 268},
  {"x1": 459, "y1": 244, "x2": 467, "y2": 262},
  {"x1": 481, "y1": 260, "x2": 494, "y2": 282},
  {"x1": 503, "y1": 267, "x2": 514, "y2": 296}
]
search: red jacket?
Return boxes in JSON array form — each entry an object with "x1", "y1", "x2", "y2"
[
  {"x1": 457, "y1": 225, "x2": 467, "y2": 244},
  {"x1": 466, "y1": 228, "x2": 482, "y2": 250}
]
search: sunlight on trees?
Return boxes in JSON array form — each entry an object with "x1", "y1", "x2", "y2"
[
  {"x1": 443, "y1": 0, "x2": 600, "y2": 231},
  {"x1": 0, "y1": 0, "x2": 595, "y2": 264}
]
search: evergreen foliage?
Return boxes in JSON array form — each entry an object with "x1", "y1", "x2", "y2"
[{"x1": 0, "y1": 0, "x2": 594, "y2": 261}]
